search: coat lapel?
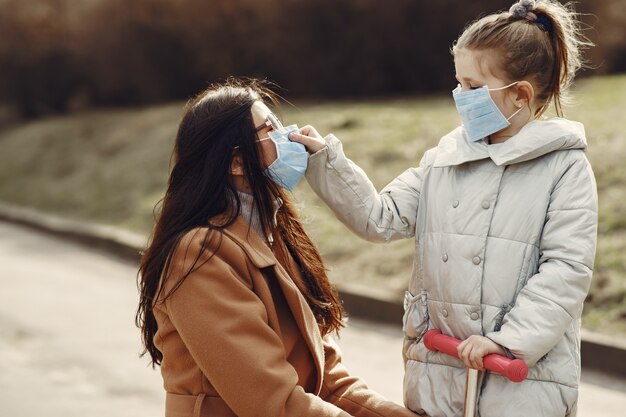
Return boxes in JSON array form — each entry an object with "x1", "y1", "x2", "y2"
[
  {"x1": 433, "y1": 126, "x2": 490, "y2": 167},
  {"x1": 272, "y1": 261, "x2": 326, "y2": 394},
  {"x1": 221, "y1": 216, "x2": 326, "y2": 393}
]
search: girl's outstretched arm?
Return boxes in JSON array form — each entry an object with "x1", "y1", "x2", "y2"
[{"x1": 290, "y1": 128, "x2": 433, "y2": 243}]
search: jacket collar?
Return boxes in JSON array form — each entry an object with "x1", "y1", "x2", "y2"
[{"x1": 433, "y1": 118, "x2": 587, "y2": 167}]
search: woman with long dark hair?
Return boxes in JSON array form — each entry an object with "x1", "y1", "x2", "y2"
[{"x1": 136, "y1": 79, "x2": 419, "y2": 417}]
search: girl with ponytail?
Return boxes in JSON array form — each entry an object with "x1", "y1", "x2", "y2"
[{"x1": 291, "y1": 1, "x2": 597, "y2": 416}]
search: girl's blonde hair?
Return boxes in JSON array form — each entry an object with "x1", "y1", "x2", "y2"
[{"x1": 452, "y1": 0, "x2": 592, "y2": 117}]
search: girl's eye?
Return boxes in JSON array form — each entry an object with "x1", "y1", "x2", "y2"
[{"x1": 469, "y1": 85, "x2": 480, "y2": 90}]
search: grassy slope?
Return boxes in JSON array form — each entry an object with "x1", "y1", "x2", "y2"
[{"x1": 1, "y1": 75, "x2": 625, "y2": 334}]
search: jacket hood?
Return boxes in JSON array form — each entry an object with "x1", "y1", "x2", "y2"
[{"x1": 433, "y1": 118, "x2": 587, "y2": 167}]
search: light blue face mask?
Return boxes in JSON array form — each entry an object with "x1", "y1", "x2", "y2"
[
  {"x1": 263, "y1": 124, "x2": 308, "y2": 191},
  {"x1": 452, "y1": 82, "x2": 524, "y2": 142}
]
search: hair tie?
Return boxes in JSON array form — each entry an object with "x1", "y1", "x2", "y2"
[
  {"x1": 524, "y1": 12, "x2": 538, "y2": 22},
  {"x1": 509, "y1": 0, "x2": 535, "y2": 19},
  {"x1": 509, "y1": 0, "x2": 553, "y2": 32}
]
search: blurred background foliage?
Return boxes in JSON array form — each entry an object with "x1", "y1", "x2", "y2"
[
  {"x1": 0, "y1": 0, "x2": 624, "y2": 334},
  {"x1": 0, "y1": 0, "x2": 624, "y2": 118},
  {"x1": 1, "y1": 75, "x2": 625, "y2": 334}
]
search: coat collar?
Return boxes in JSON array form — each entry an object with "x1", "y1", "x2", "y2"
[
  {"x1": 217, "y1": 215, "x2": 326, "y2": 393},
  {"x1": 210, "y1": 214, "x2": 277, "y2": 268},
  {"x1": 433, "y1": 118, "x2": 587, "y2": 167}
]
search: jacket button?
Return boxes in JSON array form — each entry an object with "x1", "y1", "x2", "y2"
[
  {"x1": 452, "y1": 200, "x2": 459, "y2": 208},
  {"x1": 442, "y1": 253, "x2": 448, "y2": 262},
  {"x1": 472, "y1": 256, "x2": 482, "y2": 265},
  {"x1": 470, "y1": 312, "x2": 480, "y2": 320},
  {"x1": 481, "y1": 201, "x2": 490, "y2": 209},
  {"x1": 442, "y1": 309, "x2": 448, "y2": 318}
]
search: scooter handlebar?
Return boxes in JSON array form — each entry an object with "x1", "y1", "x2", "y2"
[{"x1": 423, "y1": 329, "x2": 528, "y2": 383}]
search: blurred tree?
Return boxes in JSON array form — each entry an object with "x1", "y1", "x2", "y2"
[
  {"x1": 0, "y1": 0, "x2": 84, "y2": 116},
  {"x1": 577, "y1": 0, "x2": 626, "y2": 74},
  {"x1": 0, "y1": 0, "x2": 622, "y2": 117}
]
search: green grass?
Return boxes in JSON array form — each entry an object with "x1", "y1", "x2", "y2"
[{"x1": 1, "y1": 75, "x2": 625, "y2": 335}]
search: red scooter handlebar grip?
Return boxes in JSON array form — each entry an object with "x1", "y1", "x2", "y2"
[{"x1": 423, "y1": 329, "x2": 528, "y2": 382}]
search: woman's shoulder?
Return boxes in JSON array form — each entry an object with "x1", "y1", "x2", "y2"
[
  {"x1": 158, "y1": 225, "x2": 254, "y2": 302},
  {"x1": 172, "y1": 225, "x2": 249, "y2": 268},
  {"x1": 175, "y1": 226, "x2": 223, "y2": 256},
  {"x1": 170, "y1": 217, "x2": 277, "y2": 278}
]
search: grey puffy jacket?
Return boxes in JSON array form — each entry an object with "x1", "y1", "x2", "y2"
[{"x1": 305, "y1": 118, "x2": 598, "y2": 417}]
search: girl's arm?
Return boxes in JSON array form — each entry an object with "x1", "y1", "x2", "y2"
[
  {"x1": 486, "y1": 153, "x2": 598, "y2": 366},
  {"x1": 291, "y1": 129, "x2": 432, "y2": 243}
]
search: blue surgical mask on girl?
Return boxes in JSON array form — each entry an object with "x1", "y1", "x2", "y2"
[
  {"x1": 264, "y1": 124, "x2": 309, "y2": 191},
  {"x1": 452, "y1": 81, "x2": 524, "y2": 142}
]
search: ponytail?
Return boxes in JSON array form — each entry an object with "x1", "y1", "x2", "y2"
[{"x1": 520, "y1": 0, "x2": 590, "y2": 116}]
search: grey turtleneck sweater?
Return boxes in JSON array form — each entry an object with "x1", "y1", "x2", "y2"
[{"x1": 235, "y1": 190, "x2": 280, "y2": 245}]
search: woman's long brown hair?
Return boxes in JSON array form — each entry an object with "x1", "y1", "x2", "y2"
[{"x1": 136, "y1": 78, "x2": 343, "y2": 367}]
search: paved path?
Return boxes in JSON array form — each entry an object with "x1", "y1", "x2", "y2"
[{"x1": 1, "y1": 221, "x2": 625, "y2": 416}]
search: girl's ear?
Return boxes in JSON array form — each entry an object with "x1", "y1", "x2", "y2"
[
  {"x1": 230, "y1": 152, "x2": 244, "y2": 177},
  {"x1": 514, "y1": 81, "x2": 534, "y2": 108}
]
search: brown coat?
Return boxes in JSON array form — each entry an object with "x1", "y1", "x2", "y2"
[{"x1": 153, "y1": 216, "x2": 418, "y2": 417}]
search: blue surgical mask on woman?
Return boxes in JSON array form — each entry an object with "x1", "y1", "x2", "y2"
[
  {"x1": 263, "y1": 124, "x2": 309, "y2": 191},
  {"x1": 452, "y1": 82, "x2": 524, "y2": 142}
]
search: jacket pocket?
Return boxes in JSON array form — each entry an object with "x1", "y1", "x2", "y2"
[{"x1": 402, "y1": 290, "x2": 429, "y2": 341}]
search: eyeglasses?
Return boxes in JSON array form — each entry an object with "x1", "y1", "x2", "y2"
[
  {"x1": 254, "y1": 113, "x2": 284, "y2": 133},
  {"x1": 233, "y1": 113, "x2": 283, "y2": 151}
]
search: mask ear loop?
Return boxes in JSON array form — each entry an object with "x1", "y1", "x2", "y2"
[
  {"x1": 506, "y1": 105, "x2": 525, "y2": 121},
  {"x1": 489, "y1": 81, "x2": 526, "y2": 121},
  {"x1": 488, "y1": 81, "x2": 520, "y2": 91}
]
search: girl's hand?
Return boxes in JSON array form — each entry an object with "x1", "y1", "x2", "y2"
[
  {"x1": 457, "y1": 335, "x2": 506, "y2": 370},
  {"x1": 288, "y1": 125, "x2": 326, "y2": 154}
]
